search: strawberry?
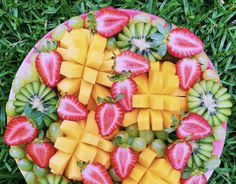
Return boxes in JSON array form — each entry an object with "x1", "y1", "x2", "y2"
[
  {"x1": 95, "y1": 97, "x2": 124, "y2": 137},
  {"x1": 177, "y1": 113, "x2": 212, "y2": 141},
  {"x1": 167, "y1": 141, "x2": 192, "y2": 170},
  {"x1": 181, "y1": 175, "x2": 207, "y2": 184},
  {"x1": 82, "y1": 162, "x2": 113, "y2": 184},
  {"x1": 26, "y1": 141, "x2": 55, "y2": 168},
  {"x1": 111, "y1": 147, "x2": 138, "y2": 179},
  {"x1": 176, "y1": 58, "x2": 201, "y2": 91},
  {"x1": 168, "y1": 27, "x2": 204, "y2": 58},
  {"x1": 111, "y1": 78, "x2": 137, "y2": 112},
  {"x1": 3, "y1": 116, "x2": 38, "y2": 146},
  {"x1": 115, "y1": 51, "x2": 150, "y2": 77},
  {"x1": 57, "y1": 95, "x2": 88, "y2": 121},
  {"x1": 35, "y1": 51, "x2": 62, "y2": 88},
  {"x1": 95, "y1": 7, "x2": 130, "y2": 38}
]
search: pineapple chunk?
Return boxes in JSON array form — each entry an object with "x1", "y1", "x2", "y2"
[
  {"x1": 150, "y1": 110, "x2": 163, "y2": 130},
  {"x1": 132, "y1": 95, "x2": 149, "y2": 108},
  {"x1": 161, "y1": 61, "x2": 176, "y2": 75},
  {"x1": 138, "y1": 148, "x2": 156, "y2": 168},
  {"x1": 65, "y1": 155, "x2": 82, "y2": 181},
  {"x1": 60, "y1": 120, "x2": 83, "y2": 140},
  {"x1": 133, "y1": 75, "x2": 149, "y2": 94},
  {"x1": 78, "y1": 79, "x2": 93, "y2": 105},
  {"x1": 123, "y1": 109, "x2": 139, "y2": 127},
  {"x1": 60, "y1": 32, "x2": 76, "y2": 48},
  {"x1": 83, "y1": 67, "x2": 98, "y2": 84},
  {"x1": 60, "y1": 61, "x2": 84, "y2": 78},
  {"x1": 92, "y1": 85, "x2": 111, "y2": 104},
  {"x1": 94, "y1": 149, "x2": 111, "y2": 169},
  {"x1": 70, "y1": 29, "x2": 89, "y2": 53},
  {"x1": 96, "y1": 72, "x2": 113, "y2": 87},
  {"x1": 98, "y1": 138, "x2": 114, "y2": 153},
  {"x1": 85, "y1": 111, "x2": 99, "y2": 135},
  {"x1": 57, "y1": 78, "x2": 81, "y2": 96},
  {"x1": 149, "y1": 159, "x2": 172, "y2": 178},
  {"x1": 149, "y1": 95, "x2": 164, "y2": 110},
  {"x1": 54, "y1": 137, "x2": 78, "y2": 154},
  {"x1": 137, "y1": 109, "x2": 150, "y2": 130},
  {"x1": 81, "y1": 132, "x2": 100, "y2": 146},
  {"x1": 129, "y1": 164, "x2": 147, "y2": 182},
  {"x1": 75, "y1": 143, "x2": 97, "y2": 163}
]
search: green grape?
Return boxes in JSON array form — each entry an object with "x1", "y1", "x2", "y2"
[
  {"x1": 9, "y1": 146, "x2": 25, "y2": 159},
  {"x1": 48, "y1": 122, "x2": 64, "y2": 143},
  {"x1": 52, "y1": 24, "x2": 67, "y2": 41},
  {"x1": 24, "y1": 66, "x2": 39, "y2": 83},
  {"x1": 25, "y1": 172, "x2": 36, "y2": 184},
  {"x1": 33, "y1": 164, "x2": 49, "y2": 176},
  {"x1": 18, "y1": 159, "x2": 33, "y2": 172},
  {"x1": 114, "y1": 131, "x2": 129, "y2": 144},
  {"x1": 109, "y1": 167, "x2": 121, "y2": 182},
  {"x1": 106, "y1": 37, "x2": 117, "y2": 50},
  {"x1": 12, "y1": 77, "x2": 26, "y2": 94},
  {"x1": 131, "y1": 137, "x2": 147, "y2": 152},
  {"x1": 204, "y1": 156, "x2": 221, "y2": 170},
  {"x1": 126, "y1": 124, "x2": 139, "y2": 137},
  {"x1": 5, "y1": 100, "x2": 16, "y2": 117},
  {"x1": 38, "y1": 38, "x2": 58, "y2": 52},
  {"x1": 213, "y1": 125, "x2": 226, "y2": 141},
  {"x1": 151, "y1": 139, "x2": 166, "y2": 158},
  {"x1": 155, "y1": 131, "x2": 168, "y2": 141},
  {"x1": 133, "y1": 13, "x2": 151, "y2": 23},
  {"x1": 69, "y1": 16, "x2": 84, "y2": 29},
  {"x1": 139, "y1": 130, "x2": 155, "y2": 144}
]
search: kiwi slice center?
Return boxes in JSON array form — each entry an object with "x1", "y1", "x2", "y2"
[
  {"x1": 131, "y1": 37, "x2": 151, "y2": 51},
  {"x1": 30, "y1": 96, "x2": 47, "y2": 113},
  {"x1": 190, "y1": 141, "x2": 199, "y2": 151},
  {"x1": 200, "y1": 92, "x2": 217, "y2": 114}
]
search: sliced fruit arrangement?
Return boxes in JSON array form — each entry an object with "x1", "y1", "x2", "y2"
[{"x1": 4, "y1": 7, "x2": 233, "y2": 184}]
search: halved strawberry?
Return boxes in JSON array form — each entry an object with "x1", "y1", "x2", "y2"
[
  {"x1": 115, "y1": 51, "x2": 150, "y2": 77},
  {"x1": 111, "y1": 147, "x2": 138, "y2": 179},
  {"x1": 176, "y1": 58, "x2": 201, "y2": 91},
  {"x1": 57, "y1": 95, "x2": 88, "y2": 121},
  {"x1": 167, "y1": 141, "x2": 192, "y2": 170},
  {"x1": 3, "y1": 116, "x2": 38, "y2": 146},
  {"x1": 181, "y1": 175, "x2": 207, "y2": 184},
  {"x1": 95, "y1": 101, "x2": 124, "y2": 137},
  {"x1": 168, "y1": 28, "x2": 204, "y2": 58},
  {"x1": 35, "y1": 51, "x2": 62, "y2": 88},
  {"x1": 26, "y1": 141, "x2": 55, "y2": 168},
  {"x1": 177, "y1": 113, "x2": 212, "y2": 141},
  {"x1": 95, "y1": 7, "x2": 130, "y2": 38},
  {"x1": 111, "y1": 79, "x2": 137, "y2": 112},
  {"x1": 82, "y1": 162, "x2": 113, "y2": 184}
]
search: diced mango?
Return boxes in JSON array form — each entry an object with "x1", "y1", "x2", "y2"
[
  {"x1": 161, "y1": 61, "x2": 176, "y2": 75},
  {"x1": 138, "y1": 148, "x2": 156, "y2": 168},
  {"x1": 60, "y1": 61, "x2": 84, "y2": 78},
  {"x1": 66, "y1": 47, "x2": 86, "y2": 65},
  {"x1": 92, "y1": 85, "x2": 111, "y2": 104},
  {"x1": 166, "y1": 169, "x2": 181, "y2": 184},
  {"x1": 100, "y1": 59, "x2": 114, "y2": 72},
  {"x1": 149, "y1": 72, "x2": 164, "y2": 94},
  {"x1": 142, "y1": 171, "x2": 168, "y2": 184},
  {"x1": 149, "y1": 95, "x2": 164, "y2": 110},
  {"x1": 149, "y1": 159, "x2": 172, "y2": 178},
  {"x1": 60, "y1": 32, "x2": 76, "y2": 48},
  {"x1": 54, "y1": 137, "x2": 78, "y2": 154},
  {"x1": 172, "y1": 88, "x2": 187, "y2": 97},
  {"x1": 81, "y1": 132, "x2": 100, "y2": 146},
  {"x1": 89, "y1": 34, "x2": 107, "y2": 51},
  {"x1": 103, "y1": 49, "x2": 120, "y2": 60},
  {"x1": 150, "y1": 110, "x2": 163, "y2": 130},
  {"x1": 83, "y1": 67, "x2": 98, "y2": 84},
  {"x1": 49, "y1": 151, "x2": 71, "y2": 175},
  {"x1": 65, "y1": 155, "x2": 82, "y2": 181},
  {"x1": 75, "y1": 143, "x2": 97, "y2": 163},
  {"x1": 98, "y1": 138, "x2": 114, "y2": 153},
  {"x1": 78, "y1": 79, "x2": 93, "y2": 105},
  {"x1": 129, "y1": 164, "x2": 147, "y2": 182},
  {"x1": 122, "y1": 109, "x2": 139, "y2": 127},
  {"x1": 133, "y1": 75, "x2": 149, "y2": 94},
  {"x1": 122, "y1": 178, "x2": 138, "y2": 184},
  {"x1": 94, "y1": 149, "x2": 111, "y2": 169},
  {"x1": 57, "y1": 78, "x2": 81, "y2": 96},
  {"x1": 85, "y1": 111, "x2": 99, "y2": 135},
  {"x1": 150, "y1": 62, "x2": 160, "y2": 72},
  {"x1": 137, "y1": 109, "x2": 150, "y2": 130},
  {"x1": 70, "y1": 29, "x2": 89, "y2": 53},
  {"x1": 60, "y1": 120, "x2": 83, "y2": 140},
  {"x1": 179, "y1": 97, "x2": 188, "y2": 111},
  {"x1": 57, "y1": 47, "x2": 71, "y2": 61},
  {"x1": 132, "y1": 95, "x2": 149, "y2": 108},
  {"x1": 161, "y1": 75, "x2": 179, "y2": 94},
  {"x1": 96, "y1": 72, "x2": 113, "y2": 87},
  {"x1": 164, "y1": 96, "x2": 181, "y2": 111},
  {"x1": 162, "y1": 111, "x2": 173, "y2": 128},
  {"x1": 86, "y1": 50, "x2": 104, "y2": 70},
  {"x1": 87, "y1": 97, "x2": 97, "y2": 111}
]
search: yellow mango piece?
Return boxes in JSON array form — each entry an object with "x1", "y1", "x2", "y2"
[
  {"x1": 162, "y1": 111, "x2": 173, "y2": 128},
  {"x1": 172, "y1": 88, "x2": 187, "y2": 97},
  {"x1": 100, "y1": 59, "x2": 114, "y2": 72},
  {"x1": 164, "y1": 96, "x2": 181, "y2": 111},
  {"x1": 89, "y1": 34, "x2": 107, "y2": 51},
  {"x1": 78, "y1": 120, "x2": 86, "y2": 128},
  {"x1": 161, "y1": 75, "x2": 179, "y2": 94},
  {"x1": 57, "y1": 78, "x2": 81, "y2": 96},
  {"x1": 137, "y1": 109, "x2": 150, "y2": 130},
  {"x1": 85, "y1": 111, "x2": 99, "y2": 135},
  {"x1": 81, "y1": 132, "x2": 100, "y2": 146},
  {"x1": 94, "y1": 149, "x2": 111, "y2": 169},
  {"x1": 78, "y1": 79, "x2": 93, "y2": 105},
  {"x1": 138, "y1": 148, "x2": 156, "y2": 168},
  {"x1": 60, "y1": 61, "x2": 84, "y2": 78},
  {"x1": 133, "y1": 75, "x2": 149, "y2": 94},
  {"x1": 150, "y1": 110, "x2": 163, "y2": 130},
  {"x1": 66, "y1": 47, "x2": 86, "y2": 65},
  {"x1": 103, "y1": 49, "x2": 120, "y2": 60},
  {"x1": 60, "y1": 32, "x2": 76, "y2": 48},
  {"x1": 150, "y1": 62, "x2": 160, "y2": 71},
  {"x1": 54, "y1": 137, "x2": 78, "y2": 154},
  {"x1": 92, "y1": 85, "x2": 111, "y2": 104},
  {"x1": 179, "y1": 97, "x2": 188, "y2": 111},
  {"x1": 149, "y1": 95, "x2": 164, "y2": 110},
  {"x1": 57, "y1": 47, "x2": 71, "y2": 62},
  {"x1": 83, "y1": 67, "x2": 98, "y2": 84},
  {"x1": 86, "y1": 50, "x2": 104, "y2": 70},
  {"x1": 129, "y1": 164, "x2": 147, "y2": 182},
  {"x1": 75, "y1": 143, "x2": 97, "y2": 163},
  {"x1": 166, "y1": 169, "x2": 181, "y2": 184},
  {"x1": 96, "y1": 72, "x2": 113, "y2": 87},
  {"x1": 98, "y1": 138, "x2": 114, "y2": 153},
  {"x1": 132, "y1": 95, "x2": 149, "y2": 108},
  {"x1": 60, "y1": 120, "x2": 83, "y2": 140},
  {"x1": 65, "y1": 155, "x2": 82, "y2": 181},
  {"x1": 87, "y1": 97, "x2": 97, "y2": 111},
  {"x1": 142, "y1": 171, "x2": 168, "y2": 184},
  {"x1": 161, "y1": 61, "x2": 176, "y2": 75},
  {"x1": 70, "y1": 29, "x2": 89, "y2": 53},
  {"x1": 122, "y1": 109, "x2": 139, "y2": 127},
  {"x1": 49, "y1": 151, "x2": 71, "y2": 175},
  {"x1": 149, "y1": 159, "x2": 172, "y2": 178},
  {"x1": 122, "y1": 178, "x2": 137, "y2": 184},
  {"x1": 149, "y1": 72, "x2": 164, "y2": 94}
]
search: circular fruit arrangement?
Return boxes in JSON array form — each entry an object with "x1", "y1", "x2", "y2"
[{"x1": 4, "y1": 7, "x2": 232, "y2": 184}]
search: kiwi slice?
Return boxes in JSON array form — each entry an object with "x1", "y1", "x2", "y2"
[
  {"x1": 116, "y1": 21, "x2": 171, "y2": 62},
  {"x1": 43, "y1": 174, "x2": 69, "y2": 184},
  {"x1": 188, "y1": 80, "x2": 232, "y2": 126},
  {"x1": 14, "y1": 81, "x2": 58, "y2": 129},
  {"x1": 187, "y1": 135, "x2": 215, "y2": 169}
]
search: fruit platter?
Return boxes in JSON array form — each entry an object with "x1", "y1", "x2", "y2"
[{"x1": 3, "y1": 7, "x2": 232, "y2": 184}]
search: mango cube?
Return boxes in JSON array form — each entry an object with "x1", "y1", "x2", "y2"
[
  {"x1": 150, "y1": 62, "x2": 160, "y2": 71},
  {"x1": 57, "y1": 78, "x2": 81, "y2": 96},
  {"x1": 57, "y1": 47, "x2": 71, "y2": 61},
  {"x1": 164, "y1": 96, "x2": 181, "y2": 111},
  {"x1": 161, "y1": 61, "x2": 176, "y2": 75},
  {"x1": 137, "y1": 109, "x2": 150, "y2": 130},
  {"x1": 83, "y1": 67, "x2": 98, "y2": 84},
  {"x1": 123, "y1": 109, "x2": 139, "y2": 127},
  {"x1": 87, "y1": 97, "x2": 97, "y2": 111},
  {"x1": 70, "y1": 29, "x2": 89, "y2": 53},
  {"x1": 85, "y1": 111, "x2": 99, "y2": 135},
  {"x1": 81, "y1": 132, "x2": 100, "y2": 146},
  {"x1": 100, "y1": 59, "x2": 114, "y2": 72},
  {"x1": 129, "y1": 164, "x2": 147, "y2": 182},
  {"x1": 78, "y1": 79, "x2": 93, "y2": 105},
  {"x1": 103, "y1": 49, "x2": 120, "y2": 60},
  {"x1": 66, "y1": 47, "x2": 86, "y2": 65},
  {"x1": 96, "y1": 72, "x2": 113, "y2": 87},
  {"x1": 86, "y1": 50, "x2": 104, "y2": 70},
  {"x1": 54, "y1": 137, "x2": 78, "y2": 154},
  {"x1": 65, "y1": 155, "x2": 82, "y2": 181},
  {"x1": 161, "y1": 75, "x2": 179, "y2": 94},
  {"x1": 89, "y1": 34, "x2": 107, "y2": 51},
  {"x1": 162, "y1": 111, "x2": 173, "y2": 128},
  {"x1": 92, "y1": 85, "x2": 111, "y2": 104},
  {"x1": 122, "y1": 178, "x2": 137, "y2": 184},
  {"x1": 149, "y1": 159, "x2": 172, "y2": 177},
  {"x1": 138, "y1": 148, "x2": 156, "y2": 168},
  {"x1": 149, "y1": 72, "x2": 164, "y2": 94},
  {"x1": 150, "y1": 110, "x2": 163, "y2": 130},
  {"x1": 133, "y1": 75, "x2": 148, "y2": 93},
  {"x1": 60, "y1": 61, "x2": 84, "y2": 78},
  {"x1": 97, "y1": 138, "x2": 114, "y2": 153},
  {"x1": 149, "y1": 95, "x2": 164, "y2": 110},
  {"x1": 167, "y1": 169, "x2": 181, "y2": 184},
  {"x1": 75, "y1": 143, "x2": 97, "y2": 163},
  {"x1": 60, "y1": 32, "x2": 76, "y2": 48},
  {"x1": 132, "y1": 95, "x2": 149, "y2": 108},
  {"x1": 94, "y1": 149, "x2": 111, "y2": 169},
  {"x1": 142, "y1": 171, "x2": 168, "y2": 184},
  {"x1": 60, "y1": 120, "x2": 83, "y2": 140}
]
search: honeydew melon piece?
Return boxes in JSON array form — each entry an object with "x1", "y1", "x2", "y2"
[
  {"x1": 149, "y1": 95, "x2": 164, "y2": 110},
  {"x1": 54, "y1": 137, "x2": 78, "y2": 154},
  {"x1": 166, "y1": 169, "x2": 181, "y2": 184},
  {"x1": 78, "y1": 79, "x2": 93, "y2": 105},
  {"x1": 149, "y1": 159, "x2": 172, "y2": 178},
  {"x1": 83, "y1": 67, "x2": 98, "y2": 84},
  {"x1": 94, "y1": 149, "x2": 111, "y2": 169},
  {"x1": 100, "y1": 59, "x2": 114, "y2": 72},
  {"x1": 60, "y1": 121, "x2": 83, "y2": 140},
  {"x1": 142, "y1": 171, "x2": 168, "y2": 184},
  {"x1": 161, "y1": 75, "x2": 179, "y2": 94},
  {"x1": 60, "y1": 32, "x2": 76, "y2": 48},
  {"x1": 149, "y1": 72, "x2": 164, "y2": 94},
  {"x1": 161, "y1": 61, "x2": 176, "y2": 75},
  {"x1": 164, "y1": 96, "x2": 181, "y2": 111},
  {"x1": 81, "y1": 132, "x2": 100, "y2": 146},
  {"x1": 137, "y1": 109, "x2": 150, "y2": 130},
  {"x1": 96, "y1": 72, "x2": 113, "y2": 87},
  {"x1": 122, "y1": 177, "x2": 137, "y2": 184},
  {"x1": 85, "y1": 111, "x2": 99, "y2": 135},
  {"x1": 133, "y1": 75, "x2": 148, "y2": 93},
  {"x1": 57, "y1": 78, "x2": 81, "y2": 96},
  {"x1": 103, "y1": 49, "x2": 120, "y2": 60},
  {"x1": 92, "y1": 85, "x2": 111, "y2": 104},
  {"x1": 60, "y1": 61, "x2": 84, "y2": 78},
  {"x1": 66, "y1": 47, "x2": 86, "y2": 65},
  {"x1": 87, "y1": 97, "x2": 97, "y2": 111},
  {"x1": 162, "y1": 111, "x2": 173, "y2": 128},
  {"x1": 64, "y1": 155, "x2": 82, "y2": 181},
  {"x1": 138, "y1": 148, "x2": 156, "y2": 168},
  {"x1": 122, "y1": 109, "x2": 139, "y2": 127},
  {"x1": 98, "y1": 138, "x2": 114, "y2": 153},
  {"x1": 129, "y1": 164, "x2": 147, "y2": 182},
  {"x1": 70, "y1": 29, "x2": 89, "y2": 53},
  {"x1": 132, "y1": 95, "x2": 149, "y2": 108},
  {"x1": 150, "y1": 110, "x2": 163, "y2": 131},
  {"x1": 75, "y1": 143, "x2": 97, "y2": 163}
]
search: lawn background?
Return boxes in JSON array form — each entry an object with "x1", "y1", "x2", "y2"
[{"x1": 0, "y1": 0, "x2": 235, "y2": 183}]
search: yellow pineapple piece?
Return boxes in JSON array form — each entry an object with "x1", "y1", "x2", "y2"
[
  {"x1": 138, "y1": 148, "x2": 156, "y2": 168},
  {"x1": 75, "y1": 143, "x2": 97, "y2": 163},
  {"x1": 49, "y1": 151, "x2": 71, "y2": 175},
  {"x1": 123, "y1": 109, "x2": 139, "y2": 127},
  {"x1": 94, "y1": 149, "x2": 111, "y2": 169},
  {"x1": 54, "y1": 137, "x2": 78, "y2": 154},
  {"x1": 129, "y1": 164, "x2": 147, "y2": 182},
  {"x1": 83, "y1": 67, "x2": 98, "y2": 84},
  {"x1": 103, "y1": 49, "x2": 120, "y2": 60},
  {"x1": 161, "y1": 61, "x2": 176, "y2": 75},
  {"x1": 60, "y1": 61, "x2": 84, "y2": 78},
  {"x1": 164, "y1": 96, "x2": 181, "y2": 111},
  {"x1": 65, "y1": 155, "x2": 82, "y2": 181},
  {"x1": 161, "y1": 75, "x2": 179, "y2": 94},
  {"x1": 142, "y1": 171, "x2": 168, "y2": 184},
  {"x1": 98, "y1": 138, "x2": 114, "y2": 153},
  {"x1": 81, "y1": 132, "x2": 100, "y2": 146},
  {"x1": 149, "y1": 159, "x2": 172, "y2": 178},
  {"x1": 85, "y1": 111, "x2": 99, "y2": 135},
  {"x1": 60, "y1": 120, "x2": 83, "y2": 140},
  {"x1": 122, "y1": 178, "x2": 137, "y2": 184},
  {"x1": 66, "y1": 47, "x2": 86, "y2": 65},
  {"x1": 132, "y1": 95, "x2": 149, "y2": 108},
  {"x1": 87, "y1": 97, "x2": 97, "y2": 111},
  {"x1": 149, "y1": 72, "x2": 164, "y2": 94},
  {"x1": 133, "y1": 75, "x2": 149, "y2": 93},
  {"x1": 92, "y1": 85, "x2": 111, "y2": 104},
  {"x1": 137, "y1": 109, "x2": 150, "y2": 130},
  {"x1": 162, "y1": 111, "x2": 173, "y2": 128},
  {"x1": 149, "y1": 95, "x2": 164, "y2": 110},
  {"x1": 78, "y1": 79, "x2": 93, "y2": 105},
  {"x1": 70, "y1": 29, "x2": 89, "y2": 53},
  {"x1": 60, "y1": 32, "x2": 76, "y2": 48},
  {"x1": 57, "y1": 78, "x2": 81, "y2": 96},
  {"x1": 96, "y1": 72, "x2": 113, "y2": 87},
  {"x1": 100, "y1": 59, "x2": 114, "y2": 72},
  {"x1": 150, "y1": 110, "x2": 163, "y2": 130},
  {"x1": 166, "y1": 169, "x2": 181, "y2": 184}
]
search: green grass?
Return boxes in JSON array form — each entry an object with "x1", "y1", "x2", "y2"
[{"x1": 0, "y1": 0, "x2": 236, "y2": 183}]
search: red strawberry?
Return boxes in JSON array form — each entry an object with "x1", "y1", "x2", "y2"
[
  {"x1": 167, "y1": 141, "x2": 192, "y2": 170},
  {"x1": 176, "y1": 58, "x2": 201, "y2": 91},
  {"x1": 35, "y1": 51, "x2": 62, "y2": 88},
  {"x1": 111, "y1": 147, "x2": 138, "y2": 179},
  {"x1": 115, "y1": 51, "x2": 150, "y2": 77},
  {"x1": 181, "y1": 175, "x2": 207, "y2": 184},
  {"x1": 26, "y1": 141, "x2": 55, "y2": 168},
  {"x1": 57, "y1": 95, "x2": 88, "y2": 121},
  {"x1": 95, "y1": 7, "x2": 130, "y2": 37},
  {"x1": 3, "y1": 116, "x2": 38, "y2": 146},
  {"x1": 111, "y1": 79, "x2": 137, "y2": 112},
  {"x1": 82, "y1": 162, "x2": 113, "y2": 184},
  {"x1": 95, "y1": 102, "x2": 124, "y2": 137},
  {"x1": 168, "y1": 28, "x2": 204, "y2": 58},
  {"x1": 177, "y1": 113, "x2": 212, "y2": 141}
]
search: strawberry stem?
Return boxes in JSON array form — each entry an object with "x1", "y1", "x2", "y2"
[{"x1": 108, "y1": 70, "x2": 131, "y2": 82}]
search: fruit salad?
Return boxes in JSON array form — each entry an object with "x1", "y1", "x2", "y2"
[{"x1": 4, "y1": 7, "x2": 232, "y2": 184}]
